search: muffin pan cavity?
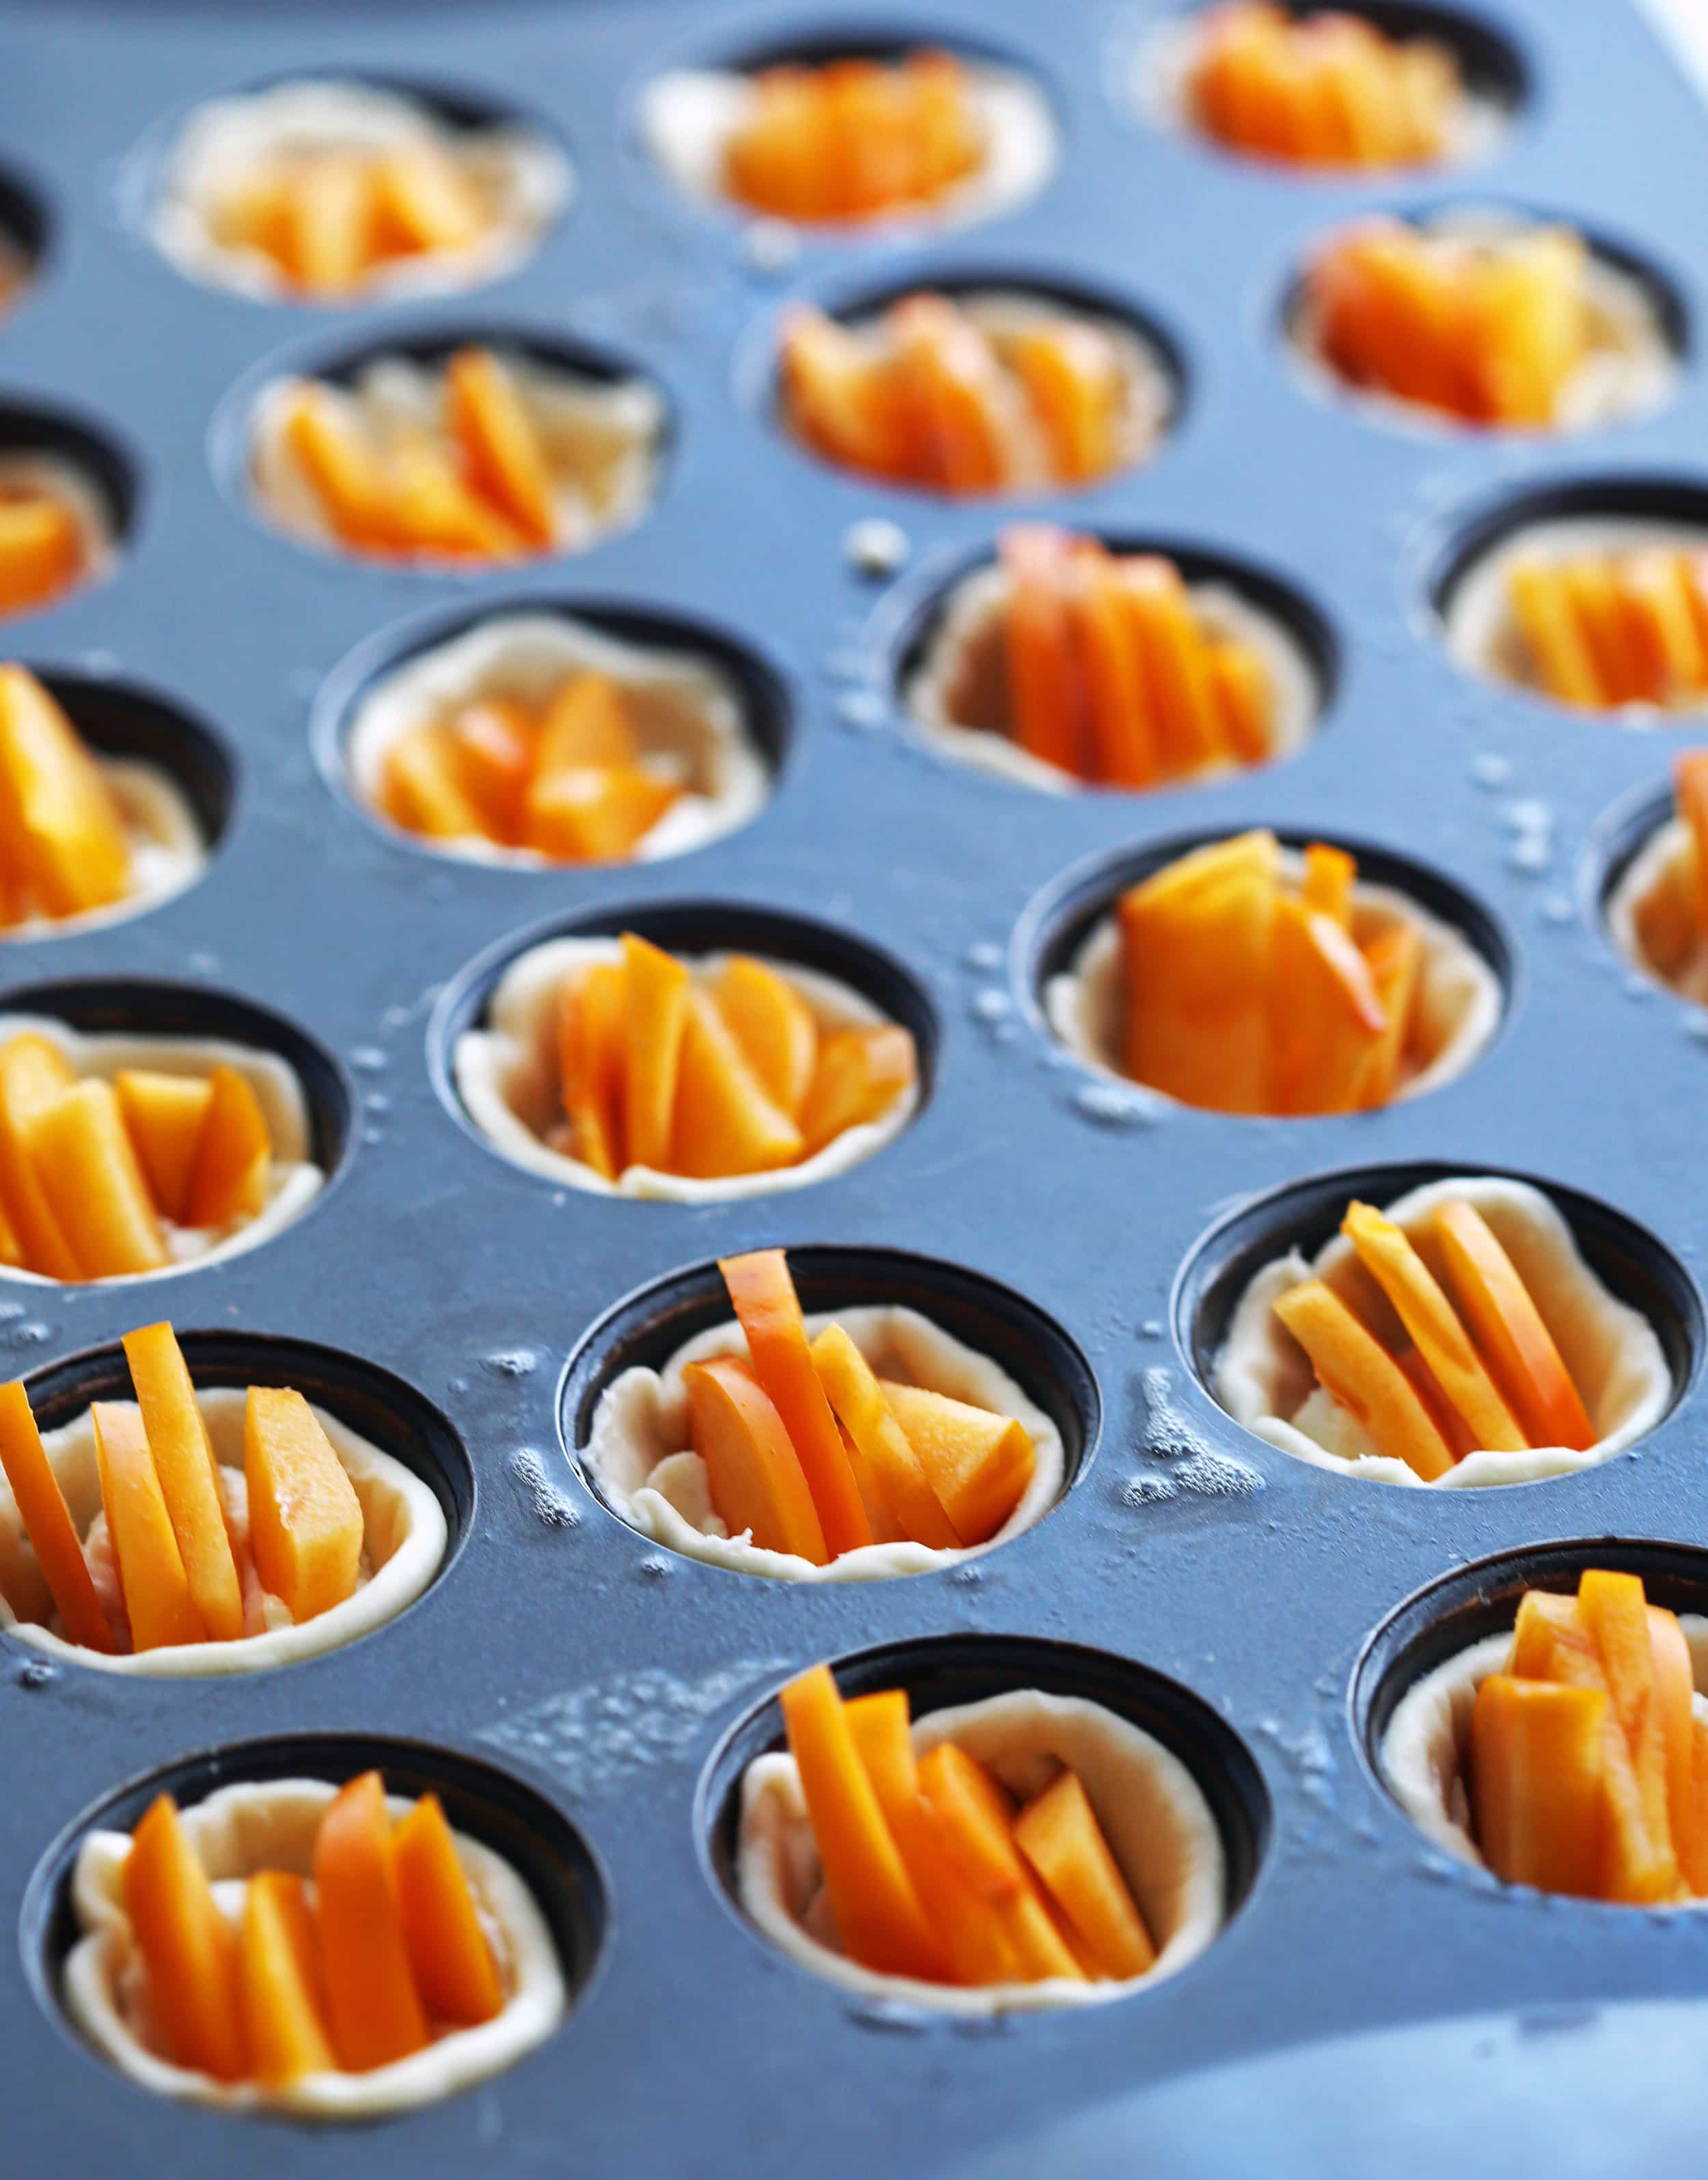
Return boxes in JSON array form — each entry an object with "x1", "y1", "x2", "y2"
[
  {"x1": 700, "y1": 1635, "x2": 1264, "y2": 2007},
  {"x1": 0, "y1": 159, "x2": 49, "y2": 317},
  {"x1": 0, "y1": 404, "x2": 136, "y2": 621},
  {"x1": 1179, "y1": 1161, "x2": 1699, "y2": 1486},
  {"x1": 0, "y1": 1330, "x2": 467, "y2": 1673},
  {"x1": 1601, "y1": 773, "x2": 1708, "y2": 1008},
  {"x1": 25, "y1": 1734, "x2": 601, "y2": 2113},
  {"x1": 560, "y1": 1245, "x2": 1097, "y2": 1579}
]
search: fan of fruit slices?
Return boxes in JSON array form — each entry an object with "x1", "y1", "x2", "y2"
[
  {"x1": 1500, "y1": 549, "x2": 1708, "y2": 710},
  {"x1": 1441, "y1": 1571, "x2": 1708, "y2": 1904},
  {"x1": 67, "y1": 1768, "x2": 564, "y2": 2110},
  {"x1": 758, "y1": 1664, "x2": 1156, "y2": 1991},
  {"x1": 0, "y1": 664, "x2": 203, "y2": 930},
  {"x1": 919, "y1": 525, "x2": 1289, "y2": 788},
  {"x1": 779, "y1": 290, "x2": 1164, "y2": 495},
  {"x1": 547, "y1": 936, "x2": 915, "y2": 1187},
  {"x1": 683, "y1": 1250, "x2": 1034, "y2": 1564},
  {"x1": 1612, "y1": 751, "x2": 1708, "y2": 1004},
  {"x1": 258, "y1": 344, "x2": 658, "y2": 564},
  {"x1": 1079, "y1": 829, "x2": 1483, "y2": 1116},
  {"x1": 0, "y1": 460, "x2": 103, "y2": 619},
  {"x1": 0, "y1": 1322, "x2": 373, "y2": 1655},
  {"x1": 0, "y1": 1028, "x2": 281, "y2": 1280},
  {"x1": 721, "y1": 51, "x2": 985, "y2": 223},
  {"x1": 1300, "y1": 215, "x2": 1664, "y2": 431},
  {"x1": 1182, "y1": 3, "x2": 1471, "y2": 170}
]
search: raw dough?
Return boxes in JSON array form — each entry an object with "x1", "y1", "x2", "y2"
[
  {"x1": 905, "y1": 557, "x2": 1318, "y2": 791},
  {"x1": 1608, "y1": 814, "x2": 1708, "y2": 1003},
  {"x1": 0, "y1": 1011, "x2": 325, "y2": 1282},
  {"x1": 455, "y1": 938, "x2": 917, "y2": 1202},
  {"x1": 584, "y1": 1301, "x2": 1062, "y2": 1580},
  {"x1": 1213, "y1": 1174, "x2": 1672, "y2": 1487},
  {"x1": 65, "y1": 1775, "x2": 566, "y2": 2112},
  {"x1": 737, "y1": 1686, "x2": 1225, "y2": 2011},
  {"x1": 346, "y1": 611, "x2": 768, "y2": 864}
]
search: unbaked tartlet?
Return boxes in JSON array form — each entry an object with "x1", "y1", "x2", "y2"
[
  {"x1": 251, "y1": 343, "x2": 663, "y2": 566},
  {"x1": 456, "y1": 933, "x2": 917, "y2": 1201},
  {"x1": 149, "y1": 79, "x2": 569, "y2": 303},
  {"x1": 0, "y1": 1323, "x2": 443, "y2": 1672},
  {"x1": 736, "y1": 1664, "x2": 1224, "y2": 2011},
  {"x1": 1046, "y1": 831, "x2": 1500, "y2": 1116},
  {"x1": 1214, "y1": 1175, "x2": 1670, "y2": 1487},
  {"x1": 346, "y1": 613, "x2": 768, "y2": 865},
  {"x1": 0, "y1": 452, "x2": 115, "y2": 620},
  {"x1": 64, "y1": 1772, "x2": 564, "y2": 2112},
  {"x1": 640, "y1": 46, "x2": 1054, "y2": 230},
  {"x1": 1608, "y1": 754, "x2": 1708, "y2": 1006},
  {"x1": 906, "y1": 526, "x2": 1318, "y2": 791}
]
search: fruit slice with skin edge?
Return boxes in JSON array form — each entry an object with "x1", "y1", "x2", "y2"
[
  {"x1": 719, "y1": 1249, "x2": 870, "y2": 1557},
  {"x1": 1677, "y1": 749, "x2": 1708, "y2": 941},
  {"x1": 1352, "y1": 921, "x2": 1422, "y2": 1110},
  {"x1": 0, "y1": 1377, "x2": 113, "y2": 1648},
  {"x1": 314, "y1": 1771, "x2": 430, "y2": 2071},
  {"x1": 445, "y1": 348, "x2": 555, "y2": 549},
  {"x1": 381, "y1": 724, "x2": 485, "y2": 839},
  {"x1": 999, "y1": 525, "x2": 1090, "y2": 776},
  {"x1": 93, "y1": 1401, "x2": 204, "y2": 1650},
  {"x1": 797, "y1": 1025, "x2": 915, "y2": 1156},
  {"x1": 915, "y1": 1742, "x2": 1084, "y2": 1981},
  {"x1": 683, "y1": 1354, "x2": 827, "y2": 1563},
  {"x1": 525, "y1": 763, "x2": 678, "y2": 864},
  {"x1": 1268, "y1": 897, "x2": 1387, "y2": 1116},
  {"x1": 1578, "y1": 1569, "x2": 1677, "y2": 1888},
  {"x1": 183, "y1": 1065, "x2": 271, "y2": 1230},
  {"x1": 394, "y1": 1792, "x2": 504, "y2": 2026},
  {"x1": 1506, "y1": 557, "x2": 1601, "y2": 706},
  {"x1": 1429, "y1": 1198, "x2": 1593, "y2": 1450},
  {"x1": 1012, "y1": 1766, "x2": 1155, "y2": 1978},
  {"x1": 279, "y1": 386, "x2": 396, "y2": 551},
  {"x1": 620, "y1": 934, "x2": 690, "y2": 1174},
  {"x1": 245, "y1": 1385, "x2": 363, "y2": 1622},
  {"x1": 779, "y1": 1664, "x2": 947, "y2": 1981},
  {"x1": 809, "y1": 1323, "x2": 959, "y2": 1549},
  {"x1": 1271, "y1": 1277, "x2": 1455, "y2": 1479},
  {"x1": 1339, "y1": 1202, "x2": 1526, "y2": 1451},
  {"x1": 123, "y1": 1795, "x2": 247, "y2": 2080},
  {"x1": 1647, "y1": 1603, "x2": 1696, "y2": 1884},
  {"x1": 26, "y1": 1079, "x2": 169, "y2": 1278},
  {"x1": 877, "y1": 1379, "x2": 1034, "y2": 1545},
  {"x1": 0, "y1": 665, "x2": 130, "y2": 917},
  {"x1": 1469, "y1": 1674, "x2": 1608, "y2": 1897},
  {"x1": 671, "y1": 989, "x2": 804, "y2": 1179},
  {"x1": 1066, "y1": 540, "x2": 1156, "y2": 788},
  {"x1": 122, "y1": 1321, "x2": 244, "y2": 1644},
  {"x1": 557, "y1": 961, "x2": 626, "y2": 1181},
  {"x1": 1007, "y1": 322, "x2": 1122, "y2": 487},
  {"x1": 0, "y1": 1032, "x2": 82, "y2": 1279},
  {"x1": 239, "y1": 1870, "x2": 337, "y2": 2086},
  {"x1": 115, "y1": 1071, "x2": 214, "y2": 1226},
  {"x1": 714, "y1": 957, "x2": 818, "y2": 1117}
]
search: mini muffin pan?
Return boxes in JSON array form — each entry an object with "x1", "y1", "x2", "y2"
[{"x1": 5, "y1": 0, "x2": 1708, "y2": 2172}]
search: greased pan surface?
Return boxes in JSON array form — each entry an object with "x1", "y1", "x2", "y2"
[{"x1": 2, "y1": 1, "x2": 1708, "y2": 2174}]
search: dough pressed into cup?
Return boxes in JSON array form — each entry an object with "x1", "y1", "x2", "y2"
[
  {"x1": 1608, "y1": 813, "x2": 1708, "y2": 1006},
  {"x1": 455, "y1": 939, "x2": 917, "y2": 1202},
  {"x1": 64, "y1": 1776, "x2": 566, "y2": 2113},
  {"x1": 346, "y1": 611, "x2": 769, "y2": 866},
  {"x1": 586, "y1": 1303, "x2": 1062, "y2": 1579},
  {"x1": 1213, "y1": 1174, "x2": 1672, "y2": 1488},
  {"x1": 0, "y1": 1012, "x2": 325, "y2": 1283},
  {"x1": 0, "y1": 1384, "x2": 445, "y2": 1672},
  {"x1": 737, "y1": 1687, "x2": 1224, "y2": 2011}
]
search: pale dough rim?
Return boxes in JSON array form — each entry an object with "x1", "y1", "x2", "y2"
[{"x1": 1606, "y1": 812, "x2": 1708, "y2": 1005}]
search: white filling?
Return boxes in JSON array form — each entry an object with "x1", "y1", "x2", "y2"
[
  {"x1": 65, "y1": 1776, "x2": 568, "y2": 2114},
  {"x1": 904, "y1": 559, "x2": 1319, "y2": 792},
  {"x1": 0, "y1": 1012, "x2": 325, "y2": 1283},
  {"x1": 1044, "y1": 853, "x2": 1502, "y2": 1104},
  {"x1": 0, "y1": 1384, "x2": 445, "y2": 1674},
  {"x1": 0, "y1": 452, "x2": 115, "y2": 594},
  {"x1": 586, "y1": 1302, "x2": 1063, "y2": 1582},
  {"x1": 346, "y1": 611, "x2": 769, "y2": 865},
  {"x1": 4, "y1": 758, "x2": 204, "y2": 940},
  {"x1": 1381, "y1": 1613, "x2": 1708, "y2": 1889},
  {"x1": 638, "y1": 60, "x2": 1057, "y2": 232},
  {"x1": 1607, "y1": 814, "x2": 1708, "y2": 1004},
  {"x1": 1213, "y1": 1173, "x2": 1673, "y2": 1489},
  {"x1": 736, "y1": 1687, "x2": 1225, "y2": 2011},
  {"x1": 1132, "y1": 14, "x2": 1508, "y2": 169},
  {"x1": 454, "y1": 937, "x2": 917, "y2": 1203},
  {"x1": 148, "y1": 80, "x2": 572, "y2": 304},
  {"x1": 1445, "y1": 513, "x2": 1708, "y2": 715},
  {"x1": 1289, "y1": 207, "x2": 1677, "y2": 435},
  {"x1": 249, "y1": 351, "x2": 665, "y2": 561}
]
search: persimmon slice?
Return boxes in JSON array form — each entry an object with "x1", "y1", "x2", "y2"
[
  {"x1": 1470, "y1": 1674, "x2": 1608, "y2": 1897},
  {"x1": 915, "y1": 1742, "x2": 1083, "y2": 1981},
  {"x1": 115, "y1": 1071, "x2": 214, "y2": 1226},
  {"x1": 0, "y1": 665, "x2": 130, "y2": 917},
  {"x1": 394, "y1": 1792, "x2": 504, "y2": 2026},
  {"x1": 683, "y1": 1353, "x2": 827, "y2": 1565},
  {"x1": 27, "y1": 1079, "x2": 169, "y2": 1278},
  {"x1": 0, "y1": 1377, "x2": 113, "y2": 1649},
  {"x1": 1430, "y1": 1199, "x2": 1593, "y2": 1451},
  {"x1": 1271, "y1": 1278, "x2": 1454, "y2": 1479},
  {"x1": 878, "y1": 1380, "x2": 1033, "y2": 1545},
  {"x1": 183, "y1": 1064, "x2": 271, "y2": 1230},
  {"x1": 558, "y1": 961, "x2": 626, "y2": 1181},
  {"x1": 620, "y1": 933, "x2": 689, "y2": 1174},
  {"x1": 671, "y1": 991, "x2": 803, "y2": 1178},
  {"x1": 0, "y1": 1031, "x2": 77, "y2": 1280},
  {"x1": 810, "y1": 1324, "x2": 958, "y2": 1549},
  {"x1": 239, "y1": 1870, "x2": 336, "y2": 2085},
  {"x1": 93, "y1": 1401, "x2": 205, "y2": 1651},
  {"x1": 123, "y1": 1794, "x2": 247, "y2": 2080},
  {"x1": 1012, "y1": 1767, "x2": 1154, "y2": 1978},
  {"x1": 1000, "y1": 525, "x2": 1088, "y2": 776},
  {"x1": 446, "y1": 348, "x2": 555, "y2": 549},
  {"x1": 797, "y1": 1025, "x2": 915, "y2": 1155},
  {"x1": 1506, "y1": 556, "x2": 1601, "y2": 706},
  {"x1": 1677, "y1": 749, "x2": 1708, "y2": 941},
  {"x1": 122, "y1": 1322, "x2": 244, "y2": 1644},
  {"x1": 314, "y1": 1771, "x2": 430, "y2": 2071},
  {"x1": 714, "y1": 957, "x2": 817, "y2": 1116},
  {"x1": 245, "y1": 1385, "x2": 363, "y2": 1622}
]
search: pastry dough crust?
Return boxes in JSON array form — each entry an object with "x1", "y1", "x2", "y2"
[
  {"x1": 346, "y1": 611, "x2": 769, "y2": 864},
  {"x1": 1045, "y1": 852, "x2": 1501, "y2": 1106},
  {"x1": 64, "y1": 1776, "x2": 567, "y2": 2112},
  {"x1": 1607, "y1": 814, "x2": 1708, "y2": 1004},
  {"x1": 584, "y1": 1302, "x2": 1062, "y2": 1579},
  {"x1": 1290, "y1": 208, "x2": 1677, "y2": 435},
  {"x1": 149, "y1": 80, "x2": 571, "y2": 304},
  {"x1": 456, "y1": 938, "x2": 917, "y2": 1202},
  {"x1": 250, "y1": 351, "x2": 664, "y2": 561},
  {"x1": 1381, "y1": 1612, "x2": 1708, "y2": 1886},
  {"x1": 0, "y1": 1012, "x2": 325, "y2": 1282},
  {"x1": 638, "y1": 60, "x2": 1056, "y2": 232},
  {"x1": 736, "y1": 1686, "x2": 1225, "y2": 2011},
  {"x1": 1213, "y1": 1174, "x2": 1672, "y2": 1487},
  {"x1": 905, "y1": 558, "x2": 1318, "y2": 792},
  {"x1": 0, "y1": 1384, "x2": 445, "y2": 1673},
  {"x1": 5, "y1": 757, "x2": 204, "y2": 939}
]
